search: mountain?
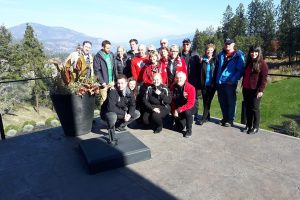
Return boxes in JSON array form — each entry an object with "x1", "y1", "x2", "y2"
[
  {"x1": 9, "y1": 23, "x2": 194, "y2": 54},
  {"x1": 9, "y1": 23, "x2": 103, "y2": 54}
]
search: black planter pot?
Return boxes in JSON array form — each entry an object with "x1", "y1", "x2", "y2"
[{"x1": 51, "y1": 94, "x2": 95, "y2": 136}]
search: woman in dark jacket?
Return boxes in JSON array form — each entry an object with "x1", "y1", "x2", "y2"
[
  {"x1": 142, "y1": 73, "x2": 172, "y2": 133},
  {"x1": 242, "y1": 45, "x2": 268, "y2": 134},
  {"x1": 196, "y1": 43, "x2": 217, "y2": 125}
]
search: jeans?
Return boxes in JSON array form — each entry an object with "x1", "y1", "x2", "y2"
[
  {"x1": 217, "y1": 83, "x2": 237, "y2": 122},
  {"x1": 104, "y1": 110, "x2": 140, "y2": 129}
]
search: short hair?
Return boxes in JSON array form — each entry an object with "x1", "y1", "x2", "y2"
[
  {"x1": 129, "y1": 39, "x2": 138, "y2": 44},
  {"x1": 83, "y1": 41, "x2": 92, "y2": 46},
  {"x1": 128, "y1": 77, "x2": 136, "y2": 82},
  {"x1": 170, "y1": 44, "x2": 179, "y2": 51},
  {"x1": 117, "y1": 45, "x2": 126, "y2": 52},
  {"x1": 102, "y1": 40, "x2": 111, "y2": 47},
  {"x1": 160, "y1": 38, "x2": 168, "y2": 44},
  {"x1": 116, "y1": 74, "x2": 127, "y2": 81},
  {"x1": 205, "y1": 43, "x2": 216, "y2": 51},
  {"x1": 175, "y1": 71, "x2": 187, "y2": 79},
  {"x1": 149, "y1": 51, "x2": 160, "y2": 60}
]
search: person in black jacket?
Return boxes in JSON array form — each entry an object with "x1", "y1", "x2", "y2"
[
  {"x1": 114, "y1": 46, "x2": 129, "y2": 77},
  {"x1": 101, "y1": 74, "x2": 140, "y2": 145},
  {"x1": 142, "y1": 73, "x2": 172, "y2": 133},
  {"x1": 196, "y1": 43, "x2": 218, "y2": 125},
  {"x1": 180, "y1": 38, "x2": 201, "y2": 121}
]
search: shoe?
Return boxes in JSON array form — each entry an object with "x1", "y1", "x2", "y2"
[
  {"x1": 108, "y1": 129, "x2": 118, "y2": 146},
  {"x1": 184, "y1": 130, "x2": 192, "y2": 138},
  {"x1": 153, "y1": 127, "x2": 162, "y2": 134},
  {"x1": 195, "y1": 119, "x2": 205, "y2": 125},
  {"x1": 242, "y1": 126, "x2": 249, "y2": 133},
  {"x1": 247, "y1": 128, "x2": 259, "y2": 134},
  {"x1": 224, "y1": 122, "x2": 233, "y2": 127},
  {"x1": 116, "y1": 126, "x2": 126, "y2": 132}
]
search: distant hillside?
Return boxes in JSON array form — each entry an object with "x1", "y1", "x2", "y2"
[
  {"x1": 9, "y1": 22, "x2": 194, "y2": 54},
  {"x1": 9, "y1": 23, "x2": 103, "y2": 54}
]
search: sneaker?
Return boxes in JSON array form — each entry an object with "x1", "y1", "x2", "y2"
[
  {"x1": 218, "y1": 119, "x2": 226, "y2": 126},
  {"x1": 116, "y1": 126, "x2": 126, "y2": 132},
  {"x1": 224, "y1": 122, "x2": 233, "y2": 127},
  {"x1": 184, "y1": 130, "x2": 192, "y2": 138}
]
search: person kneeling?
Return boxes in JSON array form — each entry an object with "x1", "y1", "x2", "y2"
[
  {"x1": 171, "y1": 71, "x2": 197, "y2": 138},
  {"x1": 101, "y1": 74, "x2": 140, "y2": 145},
  {"x1": 142, "y1": 73, "x2": 172, "y2": 133}
]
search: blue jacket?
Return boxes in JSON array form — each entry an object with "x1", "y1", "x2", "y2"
[
  {"x1": 93, "y1": 51, "x2": 116, "y2": 84},
  {"x1": 216, "y1": 50, "x2": 245, "y2": 85}
]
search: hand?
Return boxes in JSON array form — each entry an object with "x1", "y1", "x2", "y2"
[
  {"x1": 101, "y1": 82, "x2": 107, "y2": 87},
  {"x1": 174, "y1": 109, "x2": 179, "y2": 118},
  {"x1": 153, "y1": 108, "x2": 160, "y2": 113},
  {"x1": 155, "y1": 89, "x2": 161, "y2": 95},
  {"x1": 257, "y1": 92, "x2": 263, "y2": 98},
  {"x1": 124, "y1": 113, "x2": 131, "y2": 122}
]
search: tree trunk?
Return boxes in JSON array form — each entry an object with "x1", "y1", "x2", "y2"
[{"x1": 35, "y1": 93, "x2": 39, "y2": 114}]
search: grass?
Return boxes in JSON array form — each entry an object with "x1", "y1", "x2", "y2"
[{"x1": 207, "y1": 78, "x2": 300, "y2": 133}]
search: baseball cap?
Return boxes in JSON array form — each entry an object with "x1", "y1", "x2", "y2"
[
  {"x1": 182, "y1": 38, "x2": 191, "y2": 44},
  {"x1": 224, "y1": 38, "x2": 234, "y2": 44}
]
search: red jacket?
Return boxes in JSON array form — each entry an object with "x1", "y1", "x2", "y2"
[
  {"x1": 131, "y1": 56, "x2": 149, "y2": 83},
  {"x1": 142, "y1": 62, "x2": 168, "y2": 86},
  {"x1": 170, "y1": 81, "x2": 196, "y2": 113},
  {"x1": 242, "y1": 60, "x2": 268, "y2": 92}
]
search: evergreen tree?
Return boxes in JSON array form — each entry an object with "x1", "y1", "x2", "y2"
[
  {"x1": 21, "y1": 23, "x2": 49, "y2": 113},
  {"x1": 192, "y1": 29, "x2": 201, "y2": 53},
  {"x1": 247, "y1": 0, "x2": 264, "y2": 36},
  {"x1": 232, "y1": 3, "x2": 247, "y2": 38},
  {"x1": 277, "y1": 0, "x2": 300, "y2": 63},
  {"x1": 221, "y1": 5, "x2": 234, "y2": 39}
]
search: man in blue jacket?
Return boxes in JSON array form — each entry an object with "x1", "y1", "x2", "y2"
[{"x1": 216, "y1": 38, "x2": 245, "y2": 127}]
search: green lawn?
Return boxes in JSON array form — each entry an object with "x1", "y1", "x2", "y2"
[{"x1": 206, "y1": 78, "x2": 300, "y2": 133}]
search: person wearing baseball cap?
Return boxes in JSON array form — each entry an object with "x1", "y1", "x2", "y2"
[{"x1": 215, "y1": 38, "x2": 245, "y2": 127}]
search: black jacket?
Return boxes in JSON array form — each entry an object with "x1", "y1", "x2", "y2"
[
  {"x1": 101, "y1": 88, "x2": 136, "y2": 118},
  {"x1": 181, "y1": 51, "x2": 201, "y2": 89},
  {"x1": 200, "y1": 56, "x2": 218, "y2": 90},
  {"x1": 114, "y1": 54, "x2": 129, "y2": 77},
  {"x1": 93, "y1": 51, "x2": 116, "y2": 84},
  {"x1": 142, "y1": 84, "x2": 172, "y2": 112}
]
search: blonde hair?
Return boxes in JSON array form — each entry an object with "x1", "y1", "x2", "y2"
[{"x1": 205, "y1": 43, "x2": 215, "y2": 51}]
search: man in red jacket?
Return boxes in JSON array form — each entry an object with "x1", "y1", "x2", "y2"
[{"x1": 171, "y1": 71, "x2": 197, "y2": 138}]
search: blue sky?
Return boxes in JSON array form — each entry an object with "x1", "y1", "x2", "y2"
[{"x1": 0, "y1": 0, "x2": 280, "y2": 42}]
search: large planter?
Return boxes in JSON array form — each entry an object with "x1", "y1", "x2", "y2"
[{"x1": 51, "y1": 93, "x2": 95, "y2": 136}]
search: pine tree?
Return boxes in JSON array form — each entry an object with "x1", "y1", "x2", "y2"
[
  {"x1": 261, "y1": 0, "x2": 276, "y2": 53},
  {"x1": 192, "y1": 29, "x2": 201, "y2": 53},
  {"x1": 277, "y1": 0, "x2": 300, "y2": 63},
  {"x1": 232, "y1": 3, "x2": 247, "y2": 38},
  {"x1": 221, "y1": 5, "x2": 234, "y2": 39},
  {"x1": 21, "y1": 23, "x2": 49, "y2": 113},
  {"x1": 247, "y1": 0, "x2": 264, "y2": 36}
]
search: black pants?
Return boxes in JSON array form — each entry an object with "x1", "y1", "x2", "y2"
[
  {"x1": 242, "y1": 88, "x2": 261, "y2": 129},
  {"x1": 201, "y1": 85, "x2": 216, "y2": 120},
  {"x1": 174, "y1": 106, "x2": 197, "y2": 132},
  {"x1": 142, "y1": 105, "x2": 170, "y2": 130},
  {"x1": 104, "y1": 110, "x2": 140, "y2": 129}
]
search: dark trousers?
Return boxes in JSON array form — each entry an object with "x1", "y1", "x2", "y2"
[
  {"x1": 201, "y1": 85, "x2": 216, "y2": 120},
  {"x1": 104, "y1": 110, "x2": 140, "y2": 129},
  {"x1": 217, "y1": 84, "x2": 237, "y2": 122},
  {"x1": 142, "y1": 106, "x2": 170, "y2": 130},
  {"x1": 242, "y1": 88, "x2": 261, "y2": 129},
  {"x1": 174, "y1": 106, "x2": 197, "y2": 132}
]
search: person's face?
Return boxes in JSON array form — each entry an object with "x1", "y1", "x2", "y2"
[
  {"x1": 138, "y1": 46, "x2": 146, "y2": 57},
  {"x1": 117, "y1": 47, "x2": 124, "y2": 57},
  {"x1": 128, "y1": 80, "x2": 136, "y2": 90},
  {"x1": 175, "y1": 73, "x2": 186, "y2": 86},
  {"x1": 82, "y1": 43, "x2": 92, "y2": 55},
  {"x1": 160, "y1": 40, "x2": 168, "y2": 48},
  {"x1": 117, "y1": 78, "x2": 128, "y2": 91},
  {"x1": 170, "y1": 48, "x2": 179, "y2": 59},
  {"x1": 160, "y1": 49, "x2": 169, "y2": 59},
  {"x1": 182, "y1": 43, "x2": 191, "y2": 52},
  {"x1": 153, "y1": 75, "x2": 162, "y2": 86},
  {"x1": 130, "y1": 42, "x2": 138, "y2": 51},
  {"x1": 150, "y1": 55, "x2": 158, "y2": 64},
  {"x1": 103, "y1": 44, "x2": 111, "y2": 54},
  {"x1": 224, "y1": 43, "x2": 235, "y2": 52},
  {"x1": 206, "y1": 47, "x2": 214, "y2": 58},
  {"x1": 250, "y1": 51, "x2": 259, "y2": 59}
]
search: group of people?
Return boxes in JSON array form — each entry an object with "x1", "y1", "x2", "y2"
[{"x1": 66, "y1": 37, "x2": 269, "y2": 145}]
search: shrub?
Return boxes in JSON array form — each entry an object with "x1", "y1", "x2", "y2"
[
  {"x1": 50, "y1": 119, "x2": 60, "y2": 127},
  {"x1": 35, "y1": 121, "x2": 46, "y2": 129},
  {"x1": 22, "y1": 124, "x2": 34, "y2": 133},
  {"x1": 22, "y1": 120, "x2": 36, "y2": 127},
  {"x1": 6, "y1": 129, "x2": 18, "y2": 137},
  {"x1": 4, "y1": 124, "x2": 20, "y2": 133},
  {"x1": 282, "y1": 120, "x2": 299, "y2": 137},
  {"x1": 45, "y1": 117, "x2": 58, "y2": 127}
]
